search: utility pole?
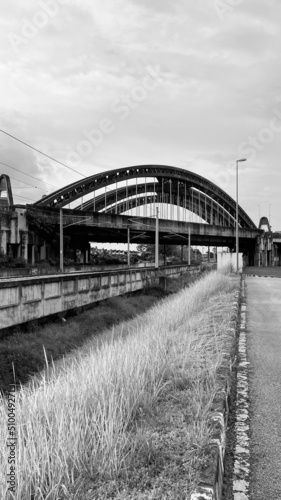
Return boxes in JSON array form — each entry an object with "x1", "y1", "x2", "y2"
[
  {"x1": 59, "y1": 208, "x2": 63, "y2": 272},
  {"x1": 235, "y1": 158, "x2": 247, "y2": 272},
  {"x1": 127, "y1": 226, "x2": 130, "y2": 267},
  {"x1": 188, "y1": 225, "x2": 191, "y2": 265},
  {"x1": 155, "y1": 207, "x2": 159, "y2": 269}
]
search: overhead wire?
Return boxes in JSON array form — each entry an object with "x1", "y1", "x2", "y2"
[
  {"x1": 0, "y1": 128, "x2": 86, "y2": 178},
  {"x1": 8, "y1": 175, "x2": 47, "y2": 191},
  {"x1": 13, "y1": 194, "x2": 38, "y2": 202},
  {"x1": 0, "y1": 160, "x2": 56, "y2": 189}
]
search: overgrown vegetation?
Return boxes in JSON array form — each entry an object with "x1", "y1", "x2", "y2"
[
  {"x1": 26, "y1": 207, "x2": 71, "y2": 255},
  {"x1": 26, "y1": 207, "x2": 60, "y2": 244},
  {"x1": 0, "y1": 271, "x2": 238, "y2": 499},
  {"x1": 90, "y1": 247, "x2": 140, "y2": 266},
  {"x1": 137, "y1": 243, "x2": 206, "y2": 264},
  {"x1": 0, "y1": 249, "x2": 27, "y2": 268},
  {"x1": 0, "y1": 273, "x2": 197, "y2": 395},
  {"x1": 0, "y1": 291, "x2": 167, "y2": 395}
]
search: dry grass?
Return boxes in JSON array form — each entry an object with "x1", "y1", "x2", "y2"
[
  {"x1": 0, "y1": 293, "x2": 165, "y2": 395},
  {"x1": 0, "y1": 271, "x2": 239, "y2": 499}
]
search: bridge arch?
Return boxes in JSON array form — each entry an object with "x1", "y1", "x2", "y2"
[{"x1": 33, "y1": 165, "x2": 256, "y2": 229}]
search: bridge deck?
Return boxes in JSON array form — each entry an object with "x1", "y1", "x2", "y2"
[{"x1": 61, "y1": 210, "x2": 261, "y2": 247}]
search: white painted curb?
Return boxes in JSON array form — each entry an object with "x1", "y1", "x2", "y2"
[{"x1": 233, "y1": 277, "x2": 250, "y2": 500}]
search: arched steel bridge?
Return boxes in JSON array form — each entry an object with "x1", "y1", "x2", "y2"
[{"x1": 33, "y1": 165, "x2": 257, "y2": 229}]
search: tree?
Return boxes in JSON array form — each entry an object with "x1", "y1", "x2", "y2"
[{"x1": 26, "y1": 208, "x2": 70, "y2": 253}]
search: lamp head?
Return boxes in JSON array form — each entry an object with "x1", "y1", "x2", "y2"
[{"x1": 237, "y1": 158, "x2": 247, "y2": 163}]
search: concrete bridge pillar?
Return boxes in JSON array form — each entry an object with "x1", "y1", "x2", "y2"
[{"x1": 0, "y1": 230, "x2": 8, "y2": 254}]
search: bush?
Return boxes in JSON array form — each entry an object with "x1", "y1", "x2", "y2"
[{"x1": 0, "y1": 249, "x2": 27, "y2": 268}]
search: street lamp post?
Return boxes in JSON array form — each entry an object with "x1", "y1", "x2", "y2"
[
  {"x1": 236, "y1": 158, "x2": 247, "y2": 272},
  {"x1": 155, "y1": 207, "x2": 159, "y2": 269},
  {"x1": 60, "y1": 208, "x2": 63, "y2": 272}
]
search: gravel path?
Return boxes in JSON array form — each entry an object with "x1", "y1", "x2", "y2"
[{"x1": 246, "y1": 276, "x2": 281, "y2": 500}]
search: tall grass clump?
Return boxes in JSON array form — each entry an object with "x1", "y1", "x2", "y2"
[{"x1": 0, "y1": 271, "x2": 239, "y2": 499}]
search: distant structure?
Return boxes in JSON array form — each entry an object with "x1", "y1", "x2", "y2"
[
  {"x1": 257, "y1": 216, "x2": 281, "y2": 267},
  {"x1": 0, "y1": 169, "x2": 280, "y2": 267},
  {"x1": 259, "y1": 216, "x2": 271, "y2": 232},
  {"x1": 0, "y1": 174, "x2": 14, "y2": 209},
  {"x1": 0, "y1": 174, "x2": 30, "y2": 260}
]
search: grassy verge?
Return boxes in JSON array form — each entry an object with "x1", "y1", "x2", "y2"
[
  {"x1": 0, "y1": 271, "x2": 238, "y2": 499},
  {"x1": 0, "y1": 271, "x2": 197, "y2": 396},
  {"x1": 0, "y1": 291, "x2": 166, "y2": 396}
]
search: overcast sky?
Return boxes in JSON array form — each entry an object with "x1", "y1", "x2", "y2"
[{"x1": 1, "y1": 0, "x2": 281, "y2": 230}]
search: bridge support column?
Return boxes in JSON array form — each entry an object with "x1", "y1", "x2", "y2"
[
  {"x1": 31, "y1": 244, "x2": 35, "y2": 265},
  {"x1": 254, "y1": 237, "x2": 262, "y2": 266}
]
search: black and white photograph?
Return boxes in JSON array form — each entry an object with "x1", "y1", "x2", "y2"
[{"x1": 0, "y1": 1, "x2": 281, "y2": 499}]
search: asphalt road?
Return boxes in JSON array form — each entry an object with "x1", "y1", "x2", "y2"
[
  {"x1": 246, "y1": 276, "x2": 281, "y2": 499},
  {"x1": 245, "y1": 266, "x2": 281, "y2": 277}
]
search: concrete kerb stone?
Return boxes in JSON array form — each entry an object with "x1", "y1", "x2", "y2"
[
  {"x1": 244, "y1": 274, "x2": 281, "y2": 278},
  {"x1": 190, "y1": 276, "x2": 243, "y2": 500},
  {"x1": 232, "y1": 277, "x2": 250, "y2": 500}
]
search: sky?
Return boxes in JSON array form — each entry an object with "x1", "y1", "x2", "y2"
[{"x1": 1, "y1": 0, "x2": 281, "y2": 233}]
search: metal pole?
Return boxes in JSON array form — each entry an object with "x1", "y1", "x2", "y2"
[
  {"x1": 236, "y1": 159, "x2": 239, "y2": 272},
  {"x1": 145, "y1": 177, "x2": 147, "y2": 217},
  {"x1": 177, "y1": 181, "x2": 180, "y2": 221},
  {"x1": 135, "y1": 178, "x2": 137, "y2": 216},
  {"x1": 155, "y1": 207, "x2": 159, "y2": 269},
  {"x1": 60, "y1": 208, "x2": 63, "y2": 272},
  {"x1": 154, "y1": 177, "x2": 156, "y2": 216},
  {"x1": 170, "y1": 180, "x2": 172, "y2": 220},
  {"x1": 188, "y1": 225, "x2": 191, "y2": 265},
  {"x1": 184, "y1": 183, "x2": 186, "y2": 222},
  {"x1": 127, "y1": 226, "x2": 130, "y2": 267},
  {"x1": 235, "y1": 158, "x2": 247, "y2": 272}
]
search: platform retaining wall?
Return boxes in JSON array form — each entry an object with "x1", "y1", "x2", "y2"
[{"x1": 0, "y1": 264, "x2": 201, "y2": 331}]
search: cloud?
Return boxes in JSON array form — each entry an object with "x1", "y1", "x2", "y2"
[{"x1": 0, "y1": 0, "x2": 280, "y2": 227}]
